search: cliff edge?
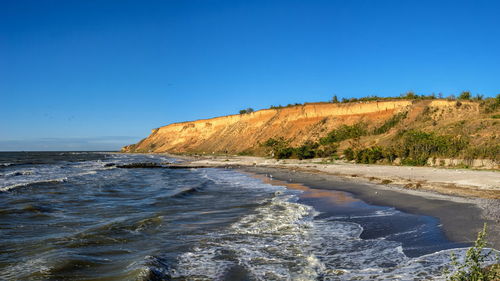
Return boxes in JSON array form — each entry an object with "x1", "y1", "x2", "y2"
[{"x1": 122, "y1": 99, "x2": 499, "y2": 163}]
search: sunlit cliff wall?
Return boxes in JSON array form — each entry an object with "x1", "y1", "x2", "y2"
[{"x1": 122, "y1": 100, "x2": 418, "y2": 153}]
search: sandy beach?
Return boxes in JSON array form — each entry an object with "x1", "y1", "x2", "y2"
[{"x1": 170, "y1": 155, "x2": 500, "y2": 249}]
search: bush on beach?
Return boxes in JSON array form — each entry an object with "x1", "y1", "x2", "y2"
[{"x1": 446, "y1": 224, "x2": 500, "y2": 281}]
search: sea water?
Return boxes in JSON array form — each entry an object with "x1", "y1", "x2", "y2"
[{"x1": 0, "y1": 152, "x2": 497, "y2": 280}]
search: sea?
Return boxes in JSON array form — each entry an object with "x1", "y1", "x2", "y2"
[{"x1": 0, "y1": 152, "x2": 498, "y2": 281}]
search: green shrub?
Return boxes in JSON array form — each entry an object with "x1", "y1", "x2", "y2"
[
  {"x1": 459, "y1": 91, "x2": 471, "y2": 100},
  {"x1": 447, "y1": 224, "x2": 499, "y2": 281},
  {"x1": 474, "y1": 94, "x2": 484, "y2": 101},
  {"x1": 295, "y1": 141, "x2": 319, "y2": 160},
  {"x1": 463, "y1": 145, "x2": 500, "y2": 161},
  {"x1": 354, "y1": 147, "x2": 384, "y2": 164},
  {"x1": 373, "y1": 112, "x2": 408, "y2": 134},
  {"x1": 275, "y1": 147, "x2": 294, "y2": 159},
  {"x1": 402, "y1": 91, "x2": 417, "y2": 99},
  {"x1": 327, "y1": 93, "x2": 440, "y2": 104},
  {"x1": 263, "y1": 137, "x2": 282, "y2": 147},
  {"x1": 395, "y1": 130, "x2": 468, "y2": 166},
  {"x1": 480, "y1": 94, "x2": 500, "y2": 113},
  {"x1": 343, "y1": 148, "x2": 355, "y2": 161},
  {"x1": 262, "y1": 137, "x2": 294, "y2": 159},
  {"x1": 491, "y1": 115, "x2": 500, "y2": 119},
  {"x1": 270, "y1": 103, "x2": 302, "y2": 109},
  {"x1": 239, "y1": 108, "x2": 254, "y2": 114},
  {"x1": 339, "y1": 130, "x2": 474, "y2": 166},
  {"x1": 320, "y1": 123, "x2": 368, "y2": 144},
  {"x1": 382, "y1": 147, "x2": 398, "y2": 162},
  {"x1": 316, "y1": 143, "x2": 338, "y2": 158}
]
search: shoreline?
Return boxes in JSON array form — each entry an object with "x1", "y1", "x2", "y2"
[
  {"x1": 162, "y1": 154, "x2": 500, "y2": 249},
  {"x1": 241, "y1": 166, "x2": 499, "y2": 250},
  {"x1": 173, "y1": 155, "x2": 500, "y2": 199}
]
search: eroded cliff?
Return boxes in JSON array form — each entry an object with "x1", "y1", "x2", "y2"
[{"x1": 122, "y1": 99, "x2": 499, "y2": 156}]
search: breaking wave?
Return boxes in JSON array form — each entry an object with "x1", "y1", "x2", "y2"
[{"x1": 0, "y1": 177, "x2": 69, "y2": 192}]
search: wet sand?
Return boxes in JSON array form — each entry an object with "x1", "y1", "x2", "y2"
[{"x1": 240, "y1": 166, "x2": 500, "y2": 250}]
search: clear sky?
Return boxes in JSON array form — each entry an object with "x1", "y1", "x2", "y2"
[{"x1": 1, "y1": 0, "x2": 499, "y2": 151}]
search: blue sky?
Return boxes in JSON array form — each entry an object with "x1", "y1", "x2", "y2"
[{"x1": 1, "y1": 0, "x2": 499, "y2": 151}]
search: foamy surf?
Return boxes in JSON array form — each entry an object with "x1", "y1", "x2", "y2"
[
  {"x1": 168, "y1": 174, "x2": 499, "y2": 281},
  {"x1": 1, "y1": 152, "x2": 497, "y2": 281},
  {"x1": 0, "y1": 156, "x2": 123, "y2": 191},
  {"x1": 0, "y1": 177, "x2": 69, "y2": 192},
  {"x1": 170, "y1": 191, "x2": 323, "y2": 280}
]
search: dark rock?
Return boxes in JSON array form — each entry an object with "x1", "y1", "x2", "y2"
[{"x1": 117, "y1": 162, "x2": 164, "y2": 168}]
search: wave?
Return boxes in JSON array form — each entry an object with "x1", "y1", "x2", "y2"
[
  {"x1": 169, "y1": 192, "x2": 322, "y2": 280},
  {"x1": 0, "y1": 170, "x2": 34, "y2": 177},
  {"x1": 0, "y1": 162, "x2": 33, "y2": 168},
  {"x1": 0, "y1": 177, "x2": 68, "y2": 192},
  {"x1": 171, "y1": 187, "x2": 200, "y2": 198},
  {"x1": 129, "y1": 256, "x2": 173, "y2": 281},
  {"x1": 170, "y1": 181, "x2": 211, "y2": 198},
  {"x1": 0, "y1": 162, "x2": 46, "y2": 167},
  {"x1": 0, "y1": 161, "x2": 108, "y2": 192},
  {"x1": 0, "y1": 169, "x2": 103, "y2": 192}
]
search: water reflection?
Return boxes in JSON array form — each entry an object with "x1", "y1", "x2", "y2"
[{"x1": 252, "y1": 173, "x2": 358, "y2": 206}]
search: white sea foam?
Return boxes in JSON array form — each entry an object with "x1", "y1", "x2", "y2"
[
  {"x1": 0, "y1": 169, "x2": 34, "y2": 177},
  {"x1": 326, "y1": 207, "x2": 400, "y2": 220},
  {"x1": 172, "y1": 192, "x2": 323, "y2": 280},
  {"x1": 170, "y1": 169, "x2": 500, "y2": 281},
  {"x1": 0, "y1": 161, "x2": 106, "y2": 192},
  {"x1": 0, "y1": 153, "x2": 178, "y2": 192},
  {"x1": 0, "y1": 177, "x2": 69, "y2": 192},
  {"x1": 0, "y1": 257, "x2": 51, "y2": 280}
]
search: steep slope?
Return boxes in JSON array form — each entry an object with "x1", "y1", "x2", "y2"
[
  {"x1": 122, "y1": 99, "x2": 500, "y2": 158},
  {"x1": 122, "y1": 100, "x2": 412, "y2": 153}
]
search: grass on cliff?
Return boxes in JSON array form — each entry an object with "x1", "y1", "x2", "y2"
[
  {"x1": 373, "y1": 111, "x2": 408, "y2": 135},
  {"x1": 319, "y1": 123, "x2": 368, "y2": 144}
]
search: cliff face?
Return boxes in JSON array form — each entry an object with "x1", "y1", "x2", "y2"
[
  {"x1": 122, "y1": 99, "x2": 499, "y2": 155},
  {"x1": 123, "y1": 100, "x2": 417, "y2": 153}
]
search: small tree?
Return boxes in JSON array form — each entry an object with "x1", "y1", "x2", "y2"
[
  {"x1": 474, "y1": 94, "x2": 484, "y2": 101},
  {"x1": 331, "y1": 95, "x2": 339, "y2": 103},
  {"x1": 239, "y1": 108, "x2": 254, "y2": 114},
  {"x1": 459, "y1": 91, "x2": 471, "y2": 100},
  {"x1": 403, "y1": 91, "x2": 417, "y2": 99}
]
